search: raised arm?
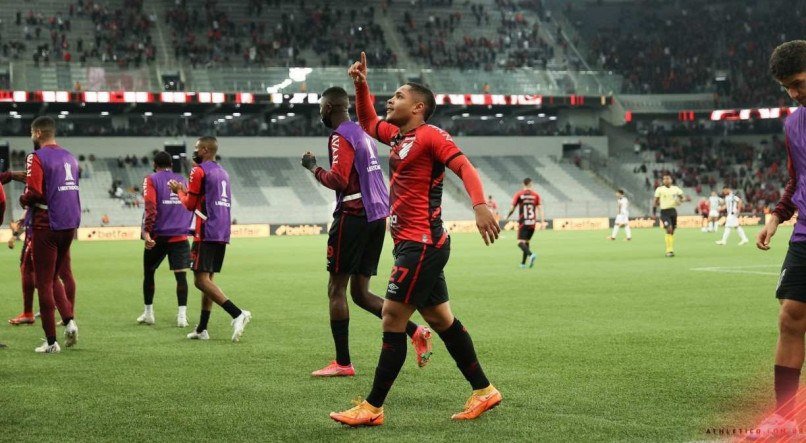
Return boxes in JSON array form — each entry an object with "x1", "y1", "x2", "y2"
[{"x1": 350, "y1": 51, "x2": 397, "y2": 144}]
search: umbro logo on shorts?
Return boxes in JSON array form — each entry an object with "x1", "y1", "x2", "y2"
[{"x1": 388, "y1": 283, "x2": 399, "y2": 294}]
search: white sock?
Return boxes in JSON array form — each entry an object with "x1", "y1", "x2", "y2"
[
  {"x1": 611, "y1": 225, "x2": 619, "y2": 238},
  {"x1": 721, "y1": 228, "x2": 731, "y2": 243},
  {"x1": 737, "y1": 227, "x2": 748, "y2": 242},
  {"x1": 624, "y1": 225, "x2": 632, "y2": 239},
  {"x1": 144, "y1": 304, "x2": 153, "y2": 314},
  {"x1": 178, "y1": 306, "x2": 187, "y2": 317},
  {"x1": 708, "y1": 221, "x2": 714, "y2": 232}
]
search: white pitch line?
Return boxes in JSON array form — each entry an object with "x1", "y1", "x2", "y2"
[{"x1": 691, "y1": 265, "x2": 780, "y2": 276}]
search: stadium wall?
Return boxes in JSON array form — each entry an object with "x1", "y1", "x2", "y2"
[{"x1": 3, "y1": 136, "x2": 608, "y2": 158}]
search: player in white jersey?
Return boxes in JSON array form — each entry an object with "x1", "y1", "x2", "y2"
[
  {"x1": 707, "y1": 191, "x2": 722, "y2": 232},
  {"x1": 607, "y1": 189, "x2": 632, "y2": 241},
  {"x1": 716, "y1": 186, "x2": 749, "y2": 245}
]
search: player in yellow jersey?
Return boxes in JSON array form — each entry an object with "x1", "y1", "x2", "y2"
[{"x1": 654, "y1": 174, "x2": 686, "y2": 257}]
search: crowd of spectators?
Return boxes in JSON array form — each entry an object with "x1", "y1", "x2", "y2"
[
  {"x1": 565, "y1": 0, "x2": 803, "y2": 107},
  {"x1": 166, "y1": 0, "x2": 395, "y2": 68},
  {"x1": 635, "y1": 134, "x2": 788, "y2": 214},
  {"x1": 3, "y1": 1, "x2": 158, "y2": 68},
  {"x1": 399, "y1": 0, "x2": 554, "y2": 70}
]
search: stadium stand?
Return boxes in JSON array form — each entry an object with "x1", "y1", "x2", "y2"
[{"x1": 555, "y1": 0, "x2": 803, "y2": 106}]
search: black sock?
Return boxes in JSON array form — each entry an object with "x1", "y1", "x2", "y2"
[
  {"x1": 366, "y1": 332, "x2": 407, "y2": 408},
  {"x1": 61, "y1": 316, "x2": 73, "y2": 326},
  {"x1": 197, "y1": 310, "x2": 211, "y2": 333},
  {"x1": 522, "y1": 251, "x2": 528, "y2": 264},
  {"x1": 405, "y1": 322, "x2": 419, "y2": 338},
  {"x1": 775, "y1": 365, "x2": 801, "y2": 417},
  {"x1": 438, "y1": 319, "x2": 490, "y2": 390},
  {"x1": 47, "y1": 336, "x2": 57, "y2": 345},
  {"x1": 221, "y1": 300, "x2": 242, "y2": 319},
  {"x1": 175, "y1": 272, "x2": 188, "y2": 307},
  {"x1": 143, "y1": 270, "x2": 155, "y2": 305},
  {"x1": 518, "y1": 243, "x2": 528, "y2": 264},
  {"x1": 331, "y1": 319, "x2": 350, "y2": 366}
]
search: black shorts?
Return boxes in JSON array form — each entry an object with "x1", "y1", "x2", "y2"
[
  {"x1": 327, "y1": 214, "x2": 385, "y2": 276},
  {"x1": 144, "y1": 238, "x2": 191, "y2": 271},
  {"x1": 191, "y1": 241, "x2": 226, "y2": 274},
  {"x1": 776, "y1": 242, "x2": 806, "y2": 302},
  {"x1": 518, "y1": 225, "x2": 535, "y2": 241},
  {"x1": 660, "y1": 208, "x2": 678, "y2": 229},
  {"x1": 386, "y1": 238, "x2": 450, "y2": 308}
]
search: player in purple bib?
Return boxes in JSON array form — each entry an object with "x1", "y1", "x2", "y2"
[
  {"x1": 301, "y1": 87, "x2": 432, "y2": 377},
  {"x1": 755, "y1": 40, "x2": 806, "y2": 434},
  {"x1": 169, "y1": 136, "x2": 251, "y2": 342},
  {"x1": 138, "y1": 151, "x2": 194, "y2": 327},
  {"x1": 20, "y1": 116, "x2": 80, "y2": 353}
]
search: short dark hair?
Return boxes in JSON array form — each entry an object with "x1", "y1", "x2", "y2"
[
  {"x1": 405, "y1": 82, "x2": 436, "y2": 122},
  {"x1": 197, "y1": 136, "x2": 218, "y2": 154},
  {"x1": 523, "y1": 178, "x2": 532, "y2": 186},
  {"x1": 770, "y1": 40, "x2": 806, "y2": 81},
  {"x1": 322, "y1": 86, "x2": 349, "y2": 102},
  {"x1": 153, "y1": 151, "x2": 172, "y2": 168},
  {"x1": 31, "y1": 116, "x2": 56, "y2": 136},
  {"x1": 617, "y1": 189, "x2": 624, "y2": 194}
]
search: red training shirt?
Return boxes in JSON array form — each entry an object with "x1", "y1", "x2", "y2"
[
  {"x1": 142, "y1": 172, "x2": 188, "y2": 243},
  {"x1": 313, "y1": 133, "x2": 364, "y2": 217}
]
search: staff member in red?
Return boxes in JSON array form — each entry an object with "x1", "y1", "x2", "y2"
[{"x1": 21, "y1": 116, "x2": 81, "y2": 354}]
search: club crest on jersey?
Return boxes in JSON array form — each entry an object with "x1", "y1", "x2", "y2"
[{"x1": 399, "y1": 138, "x2": 415, "y2": 159}]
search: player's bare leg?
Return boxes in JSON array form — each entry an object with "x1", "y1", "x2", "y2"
[
  {"x1": 420, "y1": 301, "x2": 501, "y2": 420},
  {"x1": 313, "y1": 273, "x2": 355, "y2": 376},
  {"x1": 350, "y1": 276, "x2": 432, "y2": 366}
]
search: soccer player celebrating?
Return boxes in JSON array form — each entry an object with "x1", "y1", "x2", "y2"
[
  {"x1": 138, "y1": 151, "x2": 194, "y2": 327},
  {"x1": 608, "y1": 189, "x2": 632, "y2": 241},
  {"x1": 300, "y1": 87, "x2": 433, "y2": 377},
  {"x1": 755, "y1": 40, "x2": 806, "y2": 435},
  {"x1": 22, "y1": 116, "x2": 80, "y2": 353},
  {"x1": 505, "y1": 178, "x2": 543, "y2": 268},
  {"x1": 168, "y1": 137, "x2": 251, "y2": 342},
  {"x1": 653, "y1": 174, "x2": 685, "y2": 257},
  {"x1": 330, "y1": 52, "x2": 501, "y2": 426},
  {"x1": 715, "y1": 186, "x2": 748, "y2": 246}
]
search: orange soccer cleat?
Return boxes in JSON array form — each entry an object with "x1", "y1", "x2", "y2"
[
  {"x1": 411, "y1": 325, "x2": 433, "y2": 367},
  {"x1": 451, "y1": 385, "x2": 502, "y2": 420},
  {"x1": 330, "y1": 400, "x2": 384, "y2": 427},
  {"x1": 311, "y1": 361, "x2": 356, "y2": 377},
  {"x1": 9, "y1": 312, "x2": 35, "y2": 325}
]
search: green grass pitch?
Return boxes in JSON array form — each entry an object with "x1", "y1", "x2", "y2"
[{"x1": 0, "y1": 226, "x2": 790, "y2": 441}]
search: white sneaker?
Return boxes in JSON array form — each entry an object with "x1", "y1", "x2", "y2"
[
  {"x1": 187, "y1": 329, "x2": 209, "y2": 340},
  {"x1": 231, "y1": 310, "x2": 252, "y2": 342},
  {"x1": 35, "y1": 340, "x2": 61, "y2": 353},
  {"x1": 177, "y1": 313, "x2": 189, "y2": 328},
  {"x1": 715, "y1": 240, "x2": 726, "y2": 245},
  {"x1": 739, "y1": 239, "x2": 749, "y2": 246},
  {"x1": 64, "y1": 320, "x2": 78, "y2": 347},
  {"x1": 750, "y1": 413, "x2": 799, "y2": 439},
  {"x1": 137, "y1": 311, "x2": 155, "y2": 325}
]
